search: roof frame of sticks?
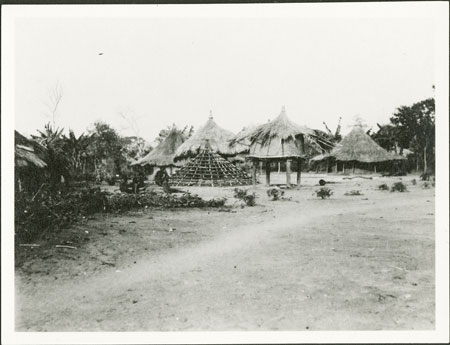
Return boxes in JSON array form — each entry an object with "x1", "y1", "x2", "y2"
[{"x1": 169, "y1": 140, "x2": 252, "y2": 187}]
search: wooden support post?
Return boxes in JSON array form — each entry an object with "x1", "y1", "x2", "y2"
[
  {"x1": 352, "y1": 162, "x2": 355, "y2": 174},
  {"x1": 335, "y1": 161, "x2": 338, "y2": 173},
  {"x1": 259, "y1": 161, "x2": 263, "y2": 175},
  {"x1": 296, "y1": 159, "x2": 302, "y2": 189},
  {"x1": 169, "y1": 166, "x2": 173, "y2": 175},
  {"x1": 286, "y1": 159, "x2": 292, "y2": 188},
  {"x1": 374, "y1": 164, "x2": 377, "y2": 173},
  {"x1": 252, "y1": 160, "x2": 257, "y2": 186},
  {"x1": 342, "y1": 162, "x2": 345, "y2": 173},
  {"x1": 326, "y1": 159, "x2": 329, "y2": 174},
  {"x1": 265, "y1": 161, "x2": 271, "y2": 186}
]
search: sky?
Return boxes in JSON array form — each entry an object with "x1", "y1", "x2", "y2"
[{"x1": 14, "y1": 13, "x2": 435, "y2": 144}]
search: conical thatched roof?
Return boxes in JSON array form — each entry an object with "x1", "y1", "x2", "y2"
[
  {"x1": 131, "y1": 129, "x2": 185, "y2": 167},
  {"x1": 15, "y1": 131, "x2": 47, "y2": 168},
  {"x1": 228, "y1": 125, "x2": 259, "y2": 154},
  {"x1": 325, "y1": 126, "x2": 406, "y2": 163},
  {"x1": 170, "y1": 146, "x2": 252, "y2": 187},
  {"x1": 248, "y1": 107, "x2": 314, "y2": 160},
  {"x1": 174, "y1": 113, "x2": 240, "y2": 161}
]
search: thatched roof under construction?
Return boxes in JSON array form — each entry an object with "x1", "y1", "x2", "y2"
[
  {"x1": 317, "y1": 126, "x2": 406, "y2": 163},
  {"x1": 248, "y1": 107, "x2": 315, "y2": 160},
  {"x1": 170, "y1": 147, "x2": 252, "y2": 187},
  {"x1": 15, "y1": 131, "x2": 47, "y2": 168},
  {"x1": 131, "y1": 129, "x2": 185, "y2": 167},
  {"x1": 174, "y1": 113, "x2": 243, "y2": 161}
]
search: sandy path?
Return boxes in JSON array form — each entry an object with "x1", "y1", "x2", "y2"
[{"x1": 16, "y1": 185, "x2": 434, "y2": 331}]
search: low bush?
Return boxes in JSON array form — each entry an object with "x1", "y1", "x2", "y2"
[
  {"x1": 411, "y1": 179, "x2": 417, "y2": 185},
  {"x1": 420, "y1": 172, "x2": 432, "y2": 181},
  {"x1": 15, "y1": 187, "x2": 227, "y2": 242},
  {"x1": 378, "y1": 183, "x2": 389, "y2": 191},
  {"x1": 391, "y1": 182, "x2": 407, "y2": 192},
  {"x1": 344, "y1": 190, "x2": 363, "y2": 196},
  {"x1": 315, "y1": 187, "x2": 333, "y2": 199},
  {"x1": 266, "y1": 188, "x2": 284, "y2": 201},
  {"x1": 422, "y1": 182, "x2": 431, "y2": 189},
  {"x1": 233, "y1": 188, "x2": 256, "y2": 206}
]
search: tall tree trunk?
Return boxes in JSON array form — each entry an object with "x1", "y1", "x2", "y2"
[{"x1": 423, "y1": 145, "x2": 428, "y2": 174}]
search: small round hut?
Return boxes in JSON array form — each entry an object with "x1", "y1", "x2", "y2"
[
  {"x1": 131, "y1": 128, "x2": 186, "y2": 176},
  {"x1": 311, "y1": 125, "x2": 406, "y2": 174},
  {"x1": 247, "y1": 106, "x2": 316, "y2": 189},
  {"x1": 15, "y1": 130, "x2": 48, "y2": 192}
]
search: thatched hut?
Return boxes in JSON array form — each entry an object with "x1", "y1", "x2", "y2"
[
  {"x1": 247, "y1": 106, "x2": 316, "y2": 188},
  {"x1": 311, "y1": 125, "x2": 406, "y2": 174},
  {"x1": 174, "y1": 112, "x2": 244, "y2": 161},
  {"x1": 15, "y1": 130, "x2": 48, "y2": 192},
  {"x1": 131, "y1": 128, "x2": 186, "y2": 176},
  {"x1": 228, "y1": 124, "x2": 260, "y2": 172}
]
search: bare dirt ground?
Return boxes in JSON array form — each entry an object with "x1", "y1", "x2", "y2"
[{"x1": 15, "y1": 173, "x2": 435, "y2": 331}]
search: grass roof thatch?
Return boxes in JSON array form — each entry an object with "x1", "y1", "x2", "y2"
[
  {"x1": 15, "y1": 131, "x2": 47, "y2": 168},
  {"x1": 248, "y1": 107, "x2": 319, "y2": 160},
  {"x1": 228, "y1": 124, "x2": 260, "y2": 154},
  {"x1": 174, "y1": 114, "x2": 240, "y2": 161},
  {"x1": 131, "y1": 129, "x2": 186, "y2": 167},
  {"x1": 327, "y1": 126, "x2": 406, "y2": 163}
]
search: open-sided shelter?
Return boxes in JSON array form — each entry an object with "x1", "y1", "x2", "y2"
[{"x1": 247, "y1": 106, "x2": 316, "y2": 188}]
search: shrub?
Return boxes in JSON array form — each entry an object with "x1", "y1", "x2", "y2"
[
  {"x1": 378, "y1": 183, "x2": 389, "y2": 191},
  {"x1": 391, "y1": 182, "x2": 407, "y2": 192},
  {"x1": 315, "y1": 187, "x2": 333, "y2": 199},
  {"x1": 420, "y1": 172, "x2": 432, "y2": 181},
  {"x1": 15, "y1": 188, "x2": 227, "y2": 242},
  {"x1": 411, "y1": 179, "x2": 417, "y2": 185},
  {"x1": 267, "y1": 188, "x2": 284, "y2": 201},
  {"x1": 344, "y1": 190, "x2": 363, "y2": 196},
  {"x1": 422, "y1": 182, "x2": 431, "y2": 189},
  {"x1": 233, "y1": 188, "x2": 256, "y2": 206},
  {"x1": 319, "y1": 179, "x2": 326, "y2": 186}
]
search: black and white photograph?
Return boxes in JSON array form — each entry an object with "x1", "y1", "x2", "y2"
[{"x1": 1, "y1": 2, "x2": 449, "y2": 344}]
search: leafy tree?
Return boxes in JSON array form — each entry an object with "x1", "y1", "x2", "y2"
[
  {"x1": 62, "y1": 130, "x2": 93, "y2": 178},
  {"x1": 87, "y1": 122, "x2": 126, "y2": 178},
  {"x1": 390, "y1": 98, "x2": 435, "y2": 173},
  {"x1": 369, "y1": 123, "x2": 399, "y2": 153},
  {"x1": 32, "y1": 123, "x2": 69, "y2": 187},
  {"x1": 120, "y1": 136, "x2": 152, "y2": 162},
  {"x1": 155, "y1": 124, "x2": 194, "y2": 144}
]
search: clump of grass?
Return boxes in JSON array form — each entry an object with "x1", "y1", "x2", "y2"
[
  {"x1": 411, "y1": 179, "x2": 417, "y2": 185},
  {"x1": 420, "y1": 172, "x2": 432, "y2": 181},
  {"x1": 378, "y1": 183, "x2": 389, "y2": 191},
  {"x1": 233, "y1": 188, "x2": 256, "y2": 206},
  {"x1": 391, "y1": 182, "x2": 407, "y2": 192},
  {"x1": 315, "y1": 187, "x2": 333, "y2": 199},
  {"x1": 344, "y1": 190, "x2": 363, "y2": 196},
  {"x1": 422, "y1": 182, "x2": 431, "y2": 189},
  {"x1": 266, "y1": 188, "x2": 285, "y2": 201}
]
